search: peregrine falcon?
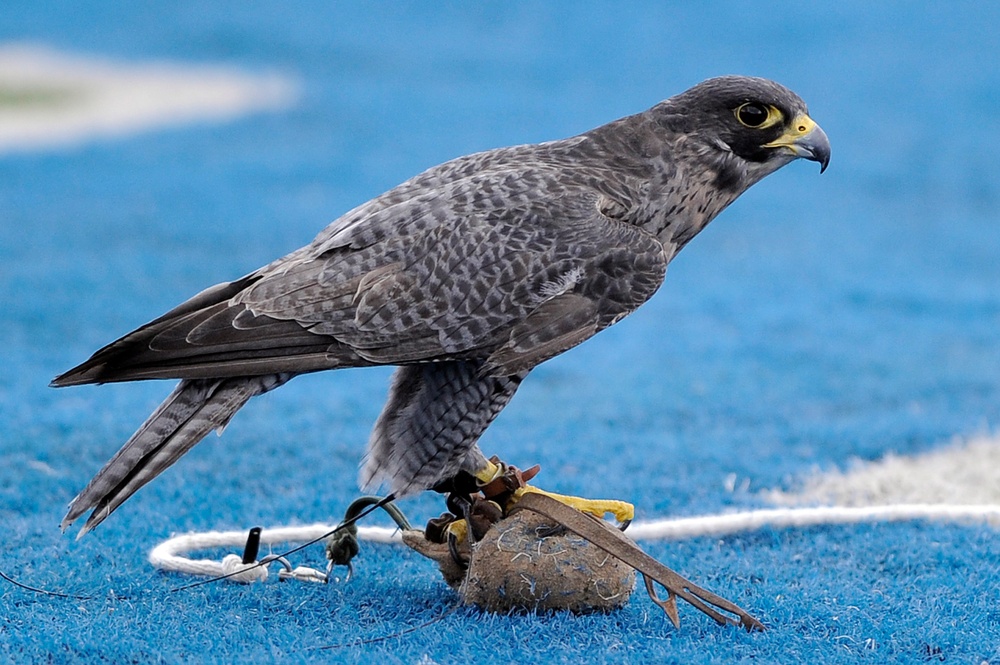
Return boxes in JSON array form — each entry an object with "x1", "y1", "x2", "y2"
[{"x1": 54, "y1": 76, "x2": 830, "y2": 535}]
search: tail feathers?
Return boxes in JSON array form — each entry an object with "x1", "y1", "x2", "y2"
[{"x1": 63, "y1": 374, "x2": 291, "y2": 537}]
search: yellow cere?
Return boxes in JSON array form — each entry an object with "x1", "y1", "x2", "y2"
[{"x1": 763, "y1": 114, "x2": 819, "y2": 148}]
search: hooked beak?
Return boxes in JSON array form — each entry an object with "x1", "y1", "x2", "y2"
[{"x1": 763, "y1": 114, "x2": 831, "y2": 173}]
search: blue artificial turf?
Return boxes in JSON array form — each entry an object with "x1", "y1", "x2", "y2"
[{"x1": 2, "y1": 2, "x2": 1000, "y2": 663}]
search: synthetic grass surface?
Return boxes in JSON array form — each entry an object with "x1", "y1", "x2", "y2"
[{"x1": 2, "y1": 2, "x2": 999, "y2": 663}]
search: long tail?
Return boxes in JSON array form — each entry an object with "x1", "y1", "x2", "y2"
[{"x1": 63, "y1": 374, "x2": 291, "y2": 537}]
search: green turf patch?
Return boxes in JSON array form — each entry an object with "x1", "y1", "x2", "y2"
[{"x1": 0, "y1": 85, "x2": 82, "y2": 108}]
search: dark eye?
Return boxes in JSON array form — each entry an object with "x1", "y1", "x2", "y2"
[{"x1": 736, "y1": 102, "x2": 769, "y2": 128}]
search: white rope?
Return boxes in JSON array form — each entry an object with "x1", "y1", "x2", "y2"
[
  {"x1": 220, "y1": 554, "x2": 269, "y2": 583},
  {"x1": 148, "y1": 504, "x2": 1000, "y2": 582},
  {"x1": 625, "y1": 503, "x2": 1000, "y2": 540},
  {"x1": 148, "y1": 524, "x2": 401, "y2": 582}
]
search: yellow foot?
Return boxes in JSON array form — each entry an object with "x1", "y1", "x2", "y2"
[
  {"x1": 512, "y1": 486, "x2": 634, "y2": 524},
  {"x1": 445, "y1": 517, "x2": 469, "y2": 544}
]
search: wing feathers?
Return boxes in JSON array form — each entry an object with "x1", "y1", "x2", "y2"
[{"x1": 484, "y1": 293, "x2": 599, "y2": 376}]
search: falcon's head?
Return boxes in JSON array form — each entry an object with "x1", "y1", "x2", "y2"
[{"x1": 658, "y1": 75, "x2": 831, "y2": 189}]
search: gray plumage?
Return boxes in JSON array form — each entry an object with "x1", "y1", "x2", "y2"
[{"x1": 53, "y1": 76, "x2": 830, "y2": 535}]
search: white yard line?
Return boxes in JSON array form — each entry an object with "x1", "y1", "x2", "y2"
[{"x1": 0, "y1": 43, "x2": 298, "y2": 153}]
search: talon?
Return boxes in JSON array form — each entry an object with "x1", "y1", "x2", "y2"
[{"x1": 445, "y1": 519, "x2": 471, "y2": 568}]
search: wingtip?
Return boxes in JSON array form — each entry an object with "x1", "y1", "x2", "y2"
[
  {"x1": 62, "y1": 494, "x2": 90, "y2": 536},
  {"x1": 51, "y1": 364, "x2": 105, "y2": 388},
  {"x1": 62, "y1": 509, "x2": 99, "y2": 540},
  {"x1": 60, "y1": 514, "x2": 89, "y2": 539},
  {"x1": 50, "y1": 371, "x2": 71, "y2": 388},
  {"x1": 49, "y1": 373, "x2": 76, "y2": 388}
]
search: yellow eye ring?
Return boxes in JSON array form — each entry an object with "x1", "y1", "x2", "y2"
[{"x1": 735, "y1": 102, "x2": 783, "y2": 129}]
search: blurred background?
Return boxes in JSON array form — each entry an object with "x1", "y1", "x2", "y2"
[{"x1": 1, "y1": 2, "x2": 998, "y2": 663}]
